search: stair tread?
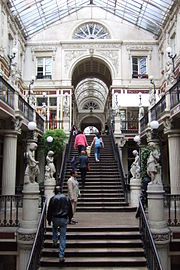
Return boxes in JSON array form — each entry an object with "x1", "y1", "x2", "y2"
[
  {"x1": 41, "y1": 256, "x2": 146, "y2": 262},
  {"x1": 43, "y1": 247, "x2": 144, "y2": 252},
  {"x1": 45, "y1": 239, "x2": 142, "y2": 244}
]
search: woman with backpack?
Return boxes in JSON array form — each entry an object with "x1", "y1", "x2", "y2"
[{"x1": 90, "y1": 133, "x2": 104, "y2": 162}]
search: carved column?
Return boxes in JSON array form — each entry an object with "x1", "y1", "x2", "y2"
[
  {"x1": 2, "y1": 131, "x2": 18, "y2": 195},
  {"x1": 166, "y1": 130, "x2": 180, "y2": 194}
]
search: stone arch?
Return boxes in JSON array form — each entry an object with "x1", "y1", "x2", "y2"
[{"x1": 79, "y1": 114, "x2": 104, "y2": 133}]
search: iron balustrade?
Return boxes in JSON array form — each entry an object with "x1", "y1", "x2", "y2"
[
  {"x1": 18, "y1": 95, "x2": 34, "y2": 121},
  {"x1": 26, "y1": 198, "x2": 47, "y2": 270},
  {"x1": 58, "y1": 127, "x2": 73, "y2": 189},
  {"x1": 0, "y1": 195, "x2": 23, "y2": 227},
  {"x1": 36, "y1": 112, "x2": 44, "y2": 132},
  {"x1": 151, "y1": 95, "x2": 166, "y2": 121},
  {"x1": 164, "y1": 194, "x2": 180, "y2": 226},
  {"x1": 140, "y1": 112, "x2": 149, "y2": 132},
  {"x1": 121, "y1": 120, "x2": 138, "y2": 133},
  {"x1": 0, "y1": 75, "x2": 15, "y2": 109},
  {"x1": 45, "y1": 120, "x2": 63, "y2": 130},
  {"x1": 169, "y1": 79, "x2": 180, "y2": 109},
  {"x1": 138, "y1": 199, "x2": 163, "y2": 270},
  {"x1": 109, "y1": 126, "x2": 128, "y2": 202}
]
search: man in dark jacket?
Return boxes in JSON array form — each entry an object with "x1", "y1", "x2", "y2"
[
  {"x1": 47, "y1": 185, "x2": 73, "y2": 263},
  {"x1": 78, "y1": 150, "x2": 89, "y2": 187}
]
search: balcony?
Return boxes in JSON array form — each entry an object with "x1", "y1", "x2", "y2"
[{"x1": 150, "y1": 95, "x2": 166, "y2": 121}]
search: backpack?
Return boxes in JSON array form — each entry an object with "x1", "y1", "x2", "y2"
[{"x1": 95, "y1": 137, "x2": 102, "y2": 148}]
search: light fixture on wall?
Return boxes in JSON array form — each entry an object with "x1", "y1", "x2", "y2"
[
  {"x1": 149, "y1": 75, "x2": 156, "y2": 95},
  {"x1": 166, "y1": 46, "x2": 176, "y2": 73},
  {"x1": 134, "y1": 135, "x2": 141, "y2": 145},
  {"x1": 8, "y1": 47, "x2": 18, "y2": 74},
  {"x1": 150, "y1": 120, "x2": 159, "y2": 130}
]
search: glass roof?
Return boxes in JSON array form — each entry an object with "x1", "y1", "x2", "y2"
[{"x1": 8, "y1": 0, "x2": 175, "y2": 38}]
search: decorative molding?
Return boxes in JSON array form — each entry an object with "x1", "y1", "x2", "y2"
[
  {"x1": 31, "y1": 46, "x2": 57, "y2": 61},
  {"x1": 126, "y1": 45, "x2": 153, "y2": 60},
  {"x1": 17, "y1": 232, "x2": 36, "y2": 242},
  {"x1": 62, "y1": 43, "x2": 122, "y2": 49},
  {"x1": 152, "y1": 232, "x2": 170, "y2": 242},
  {"x1": 97, "y1": 50, "x2": 119, "y2": 72},
  {"x1": 64, "y1": 50, "x2": 86, "y2": 72},
  {"x1": 163, "y1": 117, "x2": 172, "y2": 133}
]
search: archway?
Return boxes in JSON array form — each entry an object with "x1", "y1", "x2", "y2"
[{"x1": 80, "y1": 115, "x2": 103, "y2": 133}]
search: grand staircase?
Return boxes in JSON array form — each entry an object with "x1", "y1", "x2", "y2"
[{"x1": 39, "y1": 135, "x2": 147, "y2": 269}]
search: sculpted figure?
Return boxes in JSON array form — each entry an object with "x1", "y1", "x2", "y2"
[
  {"x1": 165, "y1": 61, "x2": 174, "y2": 85},
  {"x1": 45, "y1": 150, "x2": 56, "y2": 179},
  {"x1": 41, "y1": 103, "x2": 47, "y2": 119},
  {"x1": 24, "y1": 143, "x2": 40, "y2": 184},
  {"x1": 147, "y1": 142, "x2": 161, "y2": 185},
  {"x1": 130, "y1": 150, "x2": 140, "y2": 180}
]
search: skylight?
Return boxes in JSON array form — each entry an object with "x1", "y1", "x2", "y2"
[{"x1": 8, "y1": 0, "x2": 175, "y2": 38}]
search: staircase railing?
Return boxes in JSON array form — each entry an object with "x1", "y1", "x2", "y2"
[
  {"x1": 58, "y1": 127, "x2": 73, "y2": 188},
  {"x1": 109, "y1": 127, "x2": 128, "y2": 202},
  {"x1": 26, "y1": 198, "x2": 47, "y2": 270},
  {"x1": 138, "y1": 199, "x2": 163, "y2": 270}
]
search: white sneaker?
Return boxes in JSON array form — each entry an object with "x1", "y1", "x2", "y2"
[{"x1": 96, "y1": 158, "x2": 100, "y2": 162}]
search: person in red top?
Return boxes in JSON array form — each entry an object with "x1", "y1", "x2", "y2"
[{"x1": 74, "y1": 131, "x2": 88, "y2": 156}]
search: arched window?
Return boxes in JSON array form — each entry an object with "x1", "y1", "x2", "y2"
[{"x1": 73, "y1": 22, "x2": 110, "y2": 39}]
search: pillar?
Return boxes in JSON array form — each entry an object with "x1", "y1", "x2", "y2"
[
  {"x1": 17, "y1": 183, "x2": 40, "y2": 270},
  {"x1": 167, "y1": 131, "x2": 180, "y2": 194},
  {"x1": 44, "y1": 178, "x2": 56, "y2": 206},
  {"x1": 2, "y1": 131, "x2": 18, "y2": 195},
  {"x1": 147, "y1": 184, "x2": 170, "y2": 270},
  {"x1": 130, "y1": 179, "x2": 141, "y2": 207}
]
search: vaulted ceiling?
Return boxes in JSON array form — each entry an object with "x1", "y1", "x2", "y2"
[{"x1": 8, "y1": 0, "x2": 175, "y2": 38}]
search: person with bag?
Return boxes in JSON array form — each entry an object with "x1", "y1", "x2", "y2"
[
  {"x1": 78, "y1": 149, "x2": 89, "y2": 187},
  {"x1": 91, "y1": 133, "x2": 104, "y2": 162}
]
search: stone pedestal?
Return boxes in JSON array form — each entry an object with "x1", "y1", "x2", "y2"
[
  {"x1": 114, "y1": 115, "x2": 122, "y2": 135},
  {"x1": 130, "y1": 178, "x2": 141, "y2": 207},
  {"x1": 17, "y1": 182, "x2": 40, "y2": 270},
  {"x1": 44, "y1": 178, "x2": 56, "y2": 205},
  {"x1": 2, "y1": 132, "x2": 18, "y2": 195},
  {"x1": 147, "y1": 184, "x2": 170, "y2": 270}
]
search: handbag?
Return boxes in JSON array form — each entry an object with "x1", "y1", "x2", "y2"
[
  {"x1": 86, "y1": 146, "x2": 91, "y2": 157},
  {"x1": 87, "y1": 163, "x2": 90, "y2": 172}
]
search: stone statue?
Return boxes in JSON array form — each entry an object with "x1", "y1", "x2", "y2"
[
  {"x1": 45, "y1": 150, "x2": 56, "y2": 180},
  {"x1": 130, "y1": 150, "x2": 140, "y2": 180},
  {"x1": 147, "y1": 142, "x2": 162, "y2": 185},
  {"x1": 63, "y1": 98, "x2": 69, "y2": 118},
  {"x1": 165, "y1": 60, "x2": 174, "y2": 85},
  {"x1": 149, "y1": 85, "x2": 156, "y2": 106},
  {"x1": 41, "y1": 102, "x2": 47, "y2": 119},
  {"x1": 24, "y1": 143, "x2": 40, "y2": 184},
  {"x1": 29, "y1": 91, "x2": 36, "y2": 108},
  {"x1": 139, "y1": 105, "x2": 144, "y2": 119}
]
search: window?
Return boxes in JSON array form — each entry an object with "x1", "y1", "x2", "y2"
[
  {"x1": 73, "y1": 22, "x2": 110, "y2": 39},
  {"x1": 132, "y1": 56, "x2": 148, "y2": 79},
  {"x1": 36, "y1": 58, "x2": 52, "y2": 79}
]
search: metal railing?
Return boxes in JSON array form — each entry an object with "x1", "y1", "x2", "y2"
[
  {"x1": 140, "y1": 112, "x2": 149, "y2": 132},
  {"x1": 109, "y1": 126, "x2": 128, "y2": 202},
  {"x1": 164, "y1": 194, "x2": 180, "y2": 226},
  {"x1": 0, "y1": 75, "x2": 15, "y2": 109},
  {"x1": 139, "y1": 199, "x2": 163, "y2": 270},
  {"x1": 45, "y1": 120, "x2": 63, "y2": 130},
  {"x1": 151, "y1": 95, "x2": 166, "y2": 121},
  {"x1": 0, "y1": 195, "x2": 23, "y2": 227},
  {"x1": 58, "y1": 127, "x2": 73, "y2": 188},
  {"x1": 26, "y1": 198, "x2": 47, "y2": 270},
  {"x1": 121, "y1": 120, "x2": 138, "y2": 133},
  {"x1": 169, "y1": 79, "x2": 180, "y2": 109},
  {"x1": 18, "y1": 95, "x2": 34, "y2": 122}
]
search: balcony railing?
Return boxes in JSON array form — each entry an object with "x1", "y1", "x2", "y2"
[
  {"x1": 0, "y1": 195, "x2": 23, "y2": 227},
  {"x1": 140, "y1": 112, "x2": 149, "y2": 132},
  {"x1": 151, "y1": 95, "x2": 166, "y2": 121},
  {"x1": 170, "y1": 79, "x2": 180, "y2": 109},
  {"x1": 18, "y1": 95, "x2": 34, "y2": 122},
  {"x1": 121, "y1": 120, "x2": 138, "y2": 133},
  {"x1": 0, "y1": 75, "x2": 15, "y2": 109},
  {"x1": 45, "y1": 120, "x2": 63, "y2": 130},
  {"x1": 164, "y1": 194, "x2": 180, "y2": 226}
]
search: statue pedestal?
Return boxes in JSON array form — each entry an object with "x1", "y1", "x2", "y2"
[
  {"x1": 147, "y1": 184, "x2": 170, "y2": 270},
  {"x1": 114, "y1": 115, "x2": 122, "y2": 135},
  {"x1": 17, "y1": 182, "x2": 40, "y2": 270},
  {"x1": 44, "y1": 178, "x2": 56, "y2": 205},
  {"x1": 130, "y1": 178, "x2": 141, "y2": 207}
]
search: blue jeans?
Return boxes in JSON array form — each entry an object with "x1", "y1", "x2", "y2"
[
  {"x1": 52, "y1": 217, "x2": 68, "y2": 258},
  {"x1": 94, "y1": 146, "x2": 101, "y2": 160}
]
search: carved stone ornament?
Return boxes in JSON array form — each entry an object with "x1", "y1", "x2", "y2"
[
  {"x1": 165, "y1": 61, "x2": 174, "y2": 85},
  {"x1": 17, "y1": 232, "x2": 36, "y2": 242},
  {"x1": 64, "y1": 50, "x2": 86, "y2": 72},
  {"x1": 119, "y1": 136, "x2": 127, "y2": 148},
  {"x1": 97, "y1": 50, "x2": 119, "y2": 72},
  {"x1": 126, "y1": 45, "x2": 153, "y2": 60},
  {"x1": 33, "y1": 131, "x2": 39, "y2": 142},
  {"x1": 62, "y1": 43, "x2": 122, "y2": 50},
  {"x1": 146, "y1": 130, "x2": 152, "y2": 142},
  {"x1": 13, "y1": 117, "x2": 23, "y2": 133},
  {"x1": 153, "y1": 232, "x2": 170, "y2": 242},
  {"x1": 163, "y1": 117, "x2": 172, "y2": 133}
]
